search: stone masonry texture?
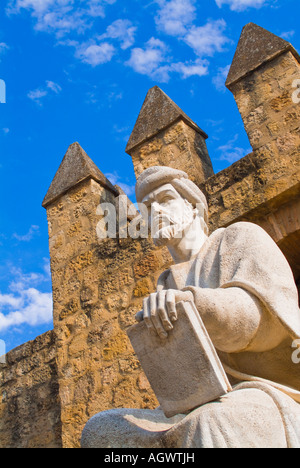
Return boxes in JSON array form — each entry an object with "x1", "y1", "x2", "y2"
[
  {"x1": 0, "y1": 23, "x2": 299, "y2": 448},
  {"x1": 0, "y1": 331, "x2": 61, "y2": 448}
]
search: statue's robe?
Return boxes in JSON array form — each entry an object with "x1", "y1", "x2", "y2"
[
  {"x1": 81, "y1": 222, "x2": 300, "y2": 449},
  {"x1": 158, "y1": 222, "x2": 300, "y2": 401}
]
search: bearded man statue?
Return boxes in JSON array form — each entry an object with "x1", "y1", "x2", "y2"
[{"x1": 81, "y1": 166, "x2": 300, "y2": 449}]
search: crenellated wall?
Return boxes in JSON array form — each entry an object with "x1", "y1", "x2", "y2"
[{"x1": 0, "y1": 22, "x2": 299, "y2": 448}]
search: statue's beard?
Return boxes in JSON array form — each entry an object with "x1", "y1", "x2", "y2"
[{"x1": 152, "y1": 201, "x2": 196, "y2": 247}]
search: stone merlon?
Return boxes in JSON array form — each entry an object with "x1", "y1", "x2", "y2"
[
  {"x1": 125, "y1": 86, "x2": 208, "y2": 154},
  {"x1": 42, "y1": 142, "x2": 118, "y2": 208},
  {"x1": 226, "y1": 22, "x2": 300, "y2": 89},
  {"x1": 125, "y1": 86, "x2": 213, "y2": 183}
]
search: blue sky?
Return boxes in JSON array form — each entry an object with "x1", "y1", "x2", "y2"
[{"x1": 0, "y1": 0, "x2": 299, "y2": 352}]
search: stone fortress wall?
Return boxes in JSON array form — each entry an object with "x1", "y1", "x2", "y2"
[{"x1": 0, "y1": 23, "x2": 299, "y2": 448}]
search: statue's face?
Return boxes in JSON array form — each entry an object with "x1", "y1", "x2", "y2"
[{"x1": 142, "y1": 184, "x2": 196, "y2": 247}]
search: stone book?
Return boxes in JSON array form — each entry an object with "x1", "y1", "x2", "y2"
[{"x1": 127, "y1": 301, "x2": 232, "y2": 418}]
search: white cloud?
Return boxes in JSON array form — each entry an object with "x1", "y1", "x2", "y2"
[
  {"x1": 0, "y1": 293, "x2": 22, "y2": 309},
  {"x1": 126, "y1": 37, "x2": 170, "y2": 81},
  {"x1": 105, "y1": 172, "x2": 136, "y2": 197},
  {"x1": 27, "y1": 88, "x2": 48, "y2": 104},
  {"x1": 217, "y1": 134, "x2": 252, "y2": 163},
  {"x1": 0, "y1": 263, "x2": 53, "y2": 332},
  {"x1": 27, "y1": 80, "x2": 61, "y2": 104},
  {"x1": 12, "y1": 225, "x2": 39, "y2": 242},
  {"x1": 7, "y1": 0, "x2": 117, "y2": 36},
  {"x1": 61, "y1": 38, "x2": 116, "y2": 67},
  {"x1": 8, "y1": 0, "x2": 55, "y2": 14},
  {"x1": 122, "y1": 3, "x2": 230, "y2": 84},
  {"x1": 0, "y1": 42, "x2": 9, "y2": 62},
  {"x1": 184, "y1": 19, "x2": 230, "y2": 57},
  {"x1": 34, "y1": 7, "x2": 88, "y2": 36},
  {"x1": 75, "y1": 42, "x2": 116, "y2": 66},
  {"x1": 153, "y1": 2, "x2": 231, "y2": 62},
  {"x1": 213, "y1": 64, "x2": 231, "y2": 92},
  {"x1": 8, "y1": 264, "x2": 49, "y2": 292},
  {"x1": 155, "y1": 0, "x2": 196, "y2": 36},
  {"x1": 0, "y1": 288, "x2": 53, "y2": 332},
  {"x1": 99, "y1": 19, "x2": 137, "y2": 50},
  {"x1": 171, "y1": 59, "x2": 209, "y2": 78},
  {"x1": 46, "y1": 80, "x2": 62, "y2": 93},
  {"x1": 46, "y1": 80, "x2": 61, "y2": 93},
  {"x1": 42, "y1": 258, "x2": 51, "y2": 279},
  {"x1": 280, "y1": 30, "x2": 295, "y2": 40},
  {"x1": 215, "y1": 0, "x2": 268, "y2": 11},
  {"x1": 151, "y1": 3, "x2": 231, "y2": 82},
  {"x1": 0, "y1": 42, "x2": 9, "y2": 53},
  {"x1": 127, "y1": 37, "x2": 212, "y2": 82}
]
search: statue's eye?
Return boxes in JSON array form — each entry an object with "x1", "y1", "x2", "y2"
[{"x1": 161, "y1": 195, "x2": 173, "y2": 204}]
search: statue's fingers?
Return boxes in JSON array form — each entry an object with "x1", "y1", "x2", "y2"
[
  {"x1": 143, "y1": 297, "x2": 152, "y2": 329},
  {"x1": 157, "y1": 291, "x2": 173, "y2": 332},
  {"x1": 149, "y1": 293, "x2": 168, "y2": 339},
  {"x1": 166, "y1": 290, "x2": 177, "y2": 323}
]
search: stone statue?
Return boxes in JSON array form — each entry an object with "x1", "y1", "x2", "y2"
[{"x1": 81, "y1": 166, "x2": 300, "y2": 449}]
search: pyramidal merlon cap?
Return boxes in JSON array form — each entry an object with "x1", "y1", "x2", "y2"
[
  {"x1": 125, "y1": 86, "x2": 208, "y2": 154},
  {"x1": 42, "y1": 142, "x2": 118, "y2": 208},
  {"x1": 226, "y1": 23, "x2": 300, "y2": 89}
]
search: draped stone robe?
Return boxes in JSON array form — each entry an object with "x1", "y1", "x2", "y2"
[{"x1": 158, "y1": 222, "x2": 300, "y2": 401}]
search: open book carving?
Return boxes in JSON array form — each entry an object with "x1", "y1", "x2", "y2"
[{"x1": 127, "y1": 301, "x2": 232, "y2": 418}]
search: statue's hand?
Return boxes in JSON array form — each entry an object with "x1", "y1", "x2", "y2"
[{"x1": 135, "y1": 289, "x2": 194, "y2": 339}]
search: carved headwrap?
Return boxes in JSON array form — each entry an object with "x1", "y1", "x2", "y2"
[{"x1": 135, "y1": 166, "x2": 208, "y2": 222}]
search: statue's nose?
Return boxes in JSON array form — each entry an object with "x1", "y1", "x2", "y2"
[
  {"x1": 150, "y1": 202, "x2": 163, "y2": 226},
  {"x1": 151, "y1": 201, "x2": 161, "y2": 214}
]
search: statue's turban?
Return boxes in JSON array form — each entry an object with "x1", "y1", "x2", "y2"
[{"x1": 135, "y1": 166, "x2": 208, "y2": 219}]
